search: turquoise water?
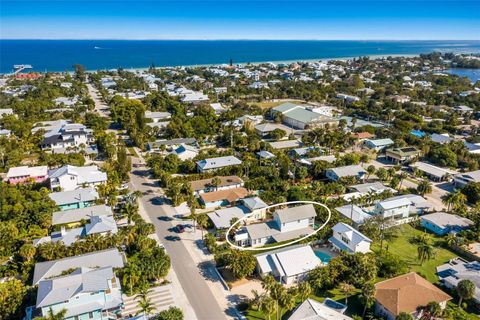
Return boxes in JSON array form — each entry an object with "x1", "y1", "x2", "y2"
[
  {"x1": 314, "y1": 250, "x2": 333, "y2": 264},
  {"x1": 1, "y1": 40, "x2": 480, "y2": 73}
]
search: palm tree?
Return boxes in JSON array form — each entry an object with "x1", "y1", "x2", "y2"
[
  {"x1": 122, "y1": 202, "x2": 138, "y2": 224},
  {"x1": 445, "y1": 233, "x2": 458, "y2": 247},
  {"x1": 397, "y1": 172, "x2": 408, "y2": 189},
  {"x1": 122, "y1": 264, "x2": 140, "y2": 295},
  {"x1": 37, "y1": 308, "x2": 67, "y2": 320},
  {"x1": 278, "y1": 291, "x2": 296, "y2": 319},
  {"x1": 136, "y1": 294, "x2": 156, "y2": 316},
  {"x1": 456, "y1": 279, "x2": 476, "y2": 307},
  {"x1": 297, "y1": 281, "x2": 312, "y2": 302},
  {"x1": 360, "y1": 282, "x2": 376, "y2": 318},
  {"x1": 187, "y1": 194, "x2": 198, "y2": 232},
  {"x1": 417, "y1": 235, "x2": 436, "y2": 264},
  {"x1": 442, "y1": 190, "x2": 467, "y2": 212},
  {"x1": 249, "y1": 289, "x2": 264, "y2": 311},
  {"x1": 366, "y1": 165, "x2": 376, "y2": 180},
  {"x1": 417, "y1": 179, "x2": 432, "y2": 196},
  {"x1": 259, "y1": 296, "x2": 276, "y2": 320},
  {"x1": 339, "y1": 282, "x2": 356, "y2": 307},
  {"x1": 196, "y1": 214, "x2": 209, "y2": 240}
]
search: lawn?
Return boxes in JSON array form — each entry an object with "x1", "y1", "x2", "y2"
[
  {"x1": 371, "y1": 224, "x2": 456, "y2": 284},
  {"x1": 128, "y1": 147, "x2": 138, "y2": 157}
]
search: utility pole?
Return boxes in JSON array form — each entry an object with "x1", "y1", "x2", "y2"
[{"x1": 230, "y1": 130, "x2": 233, "y2": 149}]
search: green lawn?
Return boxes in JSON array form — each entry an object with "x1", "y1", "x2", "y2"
[
  {"x1": 372, "y1": 224, "x2": 456, "y2": 284},
  {"x1": 128, "y1": 147, "x2": 138, "y2": 157},
  {"x1": 247, "y1": 100, "x2": 304, "y2": 109}
]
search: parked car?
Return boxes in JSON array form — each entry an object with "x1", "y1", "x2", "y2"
[{"x1": 175, "y1": 224, "x2": 185, "y2": 233}]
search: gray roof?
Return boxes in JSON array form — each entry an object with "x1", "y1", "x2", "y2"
[
  {"x1": 430, "y1": 133, "x2": 453, "y2": 144},
  {"x1": 148, "y1": 138, "x2": 196, "y2": 148},
  {"x1": 421, "y1": 212, "x2": 473, "y2": 229},
  {"x1": 365, "y1": 138, "x2": 394, "y2": 147},
  {"x1": 245, "y1": 221, "x2": 280, "y2": 240},
  {"x1": 377, "y1": 197, "x2": 412, "y2": 210},
  {"x1": 32, "y1": 248, "x2": 125, "y2": 285},
  {"x1": 49, "y1": 187, "x2": 99, "y2": 206},
  {"x1": 254, "y1": 123, "x2": 282, "y2": 133},
  {"x1": 349, "y1": 182, "x2": 391, "y2": 194},
  {"x1": 208, "y1": 206, "x2": 249, "y2": 229},
  {"x1": 269, "y1": 140, "x2": 302, "y2": 150},
  {"x1": 410, "y1": 162, "x2": 458, "y2": 178},
  {"x1": 335, "y1": 205, "x2": 372, "y2": 224},
  {"x1": 455, "y1": 170, "x2": 480, "y2": 183},
  {"x1": 85, "y1": 215, "x2": 118, "y2": 235},
  {"x1": 36, "y1": 266, "x2": 114, "y2": 308},
  {"x1": 242, "y1": 197, "x2": 268, "y2": 211},
  {"x1": 257, "y1": 150, "x2": 276, "y2": 159},
  {"x1": 328, "y1": 165, "x2": 366, "y2": 178},
  {"x1": 282, "y1": 108, "x2": 323, "y2": 124},
  {"x1": 48, "y1": 165, "x2": 107, "y2": 184},
  {"x1": 196, "y1": 156, "x2": 242, "y2": 170},
  {"x1": 274, "y1": 204, "x2": 316, "y2": 224},
  {"x1": 332, "y1": 222, "x2": 372, "y2": 245},
  {"x1": 272, "y1": 102, "x2": 298, "y2": 113},
  {"x1": 33, "y1": 227, "x2": 84, "y2": 247},
  {"x1": 255, "y1": 244, "x2": 321, "y2": 278},
  {"x1": 52, "y1": 205, "x2": 113, "y2": 225},
  {"x1": 288, "y1": 298, "x2": 352, "y2": 320}
]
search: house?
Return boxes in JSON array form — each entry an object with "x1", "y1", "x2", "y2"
[
  {"x1": 335, "y1": 205, "x2": 372, "y2": 227},
  {"x1": 6, "y1": 165, "x2": 48, "y2": 184},
  {"x1": 210, "y1": 103, "x2": 226, "y2": 114},
  {"x1": 199, "y1": 187, "x2": 249, "y2": 208},
  {"x1": 351, "y1": 132, "x2": 374, "y2": 140},
  {"x1": 48, "y1": 165, "x2": 107, "y2": 191},
  {"x1": 208, "y1": 206, "x2": 250, "y2": 230},
  {"x1": 236, "y1": 204, "x2": 316, "y2": 247},
  {"x1": 190, "y1": 176, "x2": 244, "y2": 195},
  {"x1": 52, "y1": 204, "x2": 113, "y2": 227},
  {"x1": 374, "y1": 272, "x2": 452, "y2": 320},
  {"x1": 287, "y1": 298, "x2": 352, "y2": 320},
  {"x1": 325, "y1": 165, "x2": 367, "y2": 182},
  {"x1": 145, "y1": 111, "x2": 171, "y2": 123},
  {"x1": 421, "y1": 212, "x2": 474, "y2": 236},
  {"x1": 33, "y1": 267, "x2": 123, "y2": 320},
  {"x1": 196, "y1": 156, "x2": 242, "y2": 173},
  {"x1": 49, "y1": 187, "x2": 99, "y2": 211},
  {"x1": 147, "y1": 138, "x2": 197, "y2": 153},
  {"x1": 256, "y1": 150, "x2": 276, "y2": 160},
  {"x1": 33, "y1": 215, "x2": 118, "y2": 247},
  {"x1": 348, "y1": 181, "x2": 393, "y2": 195},
  {"x1": 454, "y1": 170, "x2": 480, "y2": 188},
  {"x1": 269, "y1": 140, "x2": 302, "y2": 150},
  {"x1": 169, "y1": 144, "x2": 199, "y2": 160},
  {"x1": 374, "y1": 197, "x2": 412, "y2": 219},
  {"x1": 0, "y1": 108, "x2": 14, "y2": 118},
  {"x1": 181, "y1": 91, "x2": 209, "y2": 104},
  {"x1": 385, "y1": 147, "x2": 421, "y2": 164},
  {"x1": 255, "y1": 244, "x2": 322, "y2": 284},
  {"x1": 32, "y1": 248, "x2": 125, "y2": 285},
  {"x1": 410, "y1": 162, "x2": 458, "y2": 182},
  {"x1": 328, "y1": 222, "x2": 372, "y2": 254},
  {"x1": 390, "y1": 194, "x2": 434, "y2": 215},
  {"x1": 430, "y1": 133, "x2": 454, "y2": 144},
  {"x1": 364, "y1": 138, "x2": 394, "y2": 151},
  {"x1": 242, "y1": 196, "x2": 268, "y2": 220},
  {"x1": 336, "y1": 93, "x2": 360, "y2": 103},
  {"x1": 454, "y1": 105, "x2": 474, "y2": 114},
  {"x1": 38, "y1": 122, "x2": 94, "y2": 152},
  {"x1": 437, "y1": 258, "x2": 480, "y2": 306},
  {"x1": 271, "y1": 103, "x2": 338, "y2": 130},
  {"x1": 254, "y1": 123, "x2": 286, "y2": 137}
]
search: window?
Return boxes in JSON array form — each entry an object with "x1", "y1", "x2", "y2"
[
  {"x1": 89, "y1": 312, "x2": 94, "y2": 319},
  {"x1": 341, "y1": 236, "x2": 350, "y2": 244}
]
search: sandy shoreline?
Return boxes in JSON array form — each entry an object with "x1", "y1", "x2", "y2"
[{"x1": 85, "y1": 53, "x2": 420, "y2": 73}]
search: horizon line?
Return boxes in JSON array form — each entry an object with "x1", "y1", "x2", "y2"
[{"x1": 1, "y1": 38, "x2": 480, "y2": 41}]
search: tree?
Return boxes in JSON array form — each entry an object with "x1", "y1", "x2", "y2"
[
  {"x1": 122, "y1": 264, "x2": 141, "y2": 295},
  {"x1": 417, "y1": 179, "x2": 432, "y2": 196},
  {"x1": 210, "y1": 176, "x2": 222, "y2": 191},
  {"x1": 426, "y1": 301, "x2": 442, "y2": 317},
  {"x1": 461, "y1": 182, "x2": 480, "y2": 204},
  {"x1": 416, "y1": 234, "x2": 436, "y2": 264},
  {"x1": 339, "y1": 282, "x2": 356, "y2": 307},
  {"x1": 196, "y1": 214, "x2": 209, "y2": 240},
  {"x1": 456, "y1": 279, "x2": 476, "y2": 307},
  {"x1": 19, "y1": 243, "x2": 36, "y2": 262},
  {"x1": 187, "y1": 193, "x2": 198, "y2": 232},
  {"x1": 395, "y1": 312, "x2": 414, "y2": 320},
  {"x1": 136, "y1": 292, "x2": 156, "y2": 316},
  {"x1": 366, "y1": 165, "x2": 376, "y2": 179},
  {"x1": 259, "y1": 296, "x2": 276, "y2": 320},
  {"x1": 154, "y1": 306, "x2": 184, "y2": 320},
  {"x1": 360, "y1": 282, "x2": 376, "y2": 318},
  {"x1": 223, "y1": 249, "x2": 256, "y2": 279},
  {"x1": 122, "y1": 202, "x2": 139, "y2": 224},
  {"x1": 442, "y1": 190, "x2": 467, "y2": 212},
  {"x1": 297, "y1": 281, "x2": 312, "y2": 302},
  {"x1": 37, "y1": 308, "x2": 67, "y2": 320},
  {"x1": 0, "y1": 279, "x2": 27, "y2": 319}
]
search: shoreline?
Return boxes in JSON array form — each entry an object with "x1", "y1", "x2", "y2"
[{"x1": 85, "y1": 53, "x2": 420, "y2": 73}]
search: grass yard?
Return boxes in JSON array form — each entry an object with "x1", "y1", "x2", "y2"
[
  {"x1": 128, "y1": 147, "x2": 138, "y2": 157},
  {"x1": 372, "y1": 224, "x2": 456, "y2": 284}
]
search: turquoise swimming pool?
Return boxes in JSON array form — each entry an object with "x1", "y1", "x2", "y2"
[{"x1": 314, "y1": 250, "x2": 333, "y2": 264}]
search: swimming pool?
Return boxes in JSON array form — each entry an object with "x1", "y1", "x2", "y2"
[{"x1": 314, "y1": 250, "x2": 333, "y2": 264}]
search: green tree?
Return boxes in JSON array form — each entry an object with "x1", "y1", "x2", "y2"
[
  {"x1": 456, "y1": 279, "x2": 476, "y2": 307},
  {"x1": 416, "y1": 179, "x2": 432, "y2": 196},
  {"x1": 395, "y1": 312, "x2": 413, "y2": 320},
  {"x1": 0, "y1": 279, "x2": 27, "y2": 319},
  {"x1": 416, "y1": 234, "x2": 436, "y2": 264},
  {"x1": 426, "y1": 301, "x2": 442, "y2": 317},
  {"x1": 442, "y1": 190, "x2": 467, "y2": 212},
  {"x1": 19, "y1": 243, "x2": 36, "y2": 262},
  {"x1": 259, "y1": 296, "x2": 276, "y2": 320},
  {"x1": 37, "y1": 308, "x2": 67, "y2": 320},
  {"x1": 360, "y1": 282, "x2": 376, "y2": 318},
  {"x1": 223, "y1": 249, "x2": 256, "y2": 279},
  {"x1": 154, "y1": 306, "x2": 184, "y2": 320},
  {"x1": 339, "y1": 282, "x2": 356, "y2": 307}
]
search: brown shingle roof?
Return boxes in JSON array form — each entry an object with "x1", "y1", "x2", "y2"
[
  {"x1": 352, "y1": 132, "x2": 374, "y2": 139},
  {"x1": 190, "y1": 176, "x2": 243, "y2": 192},
  {"x1": 200, "y1": 187, "x2": 249, "y2": 203},
  {"x1": 374, "y1": 272, "x2": 452, "y2": 316}
]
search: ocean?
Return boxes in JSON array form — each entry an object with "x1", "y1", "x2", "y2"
[{"x1": 1, "y1": 40, "x2": 480, "y2": 73}]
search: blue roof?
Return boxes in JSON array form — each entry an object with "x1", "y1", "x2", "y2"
[
  {"x1": 410, "y1": 130, "x2": 426, "y2": 138},
  {"x1": 328, "y1": 236, "x2": 354, "y2": 253}
]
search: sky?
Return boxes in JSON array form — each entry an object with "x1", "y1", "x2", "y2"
[{"x1": 1, "y1": 0, "x2": 479, "y2": 40}]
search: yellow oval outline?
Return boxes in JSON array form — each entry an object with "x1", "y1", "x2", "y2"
[{"x1": 225, "y1": 200, "x2": 331, "y2": 251}]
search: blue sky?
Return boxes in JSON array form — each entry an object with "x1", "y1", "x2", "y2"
[{"x1": 1, "y1": 0, "x2": 479, "y2": 40}]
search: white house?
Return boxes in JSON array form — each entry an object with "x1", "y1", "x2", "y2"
[
  {"x1": 169, "y1": 144, "x2": 199, "y2": 160},
  {"x1": 236, "y1": 204, "x2": 316, "y2": 247},
  {"x1": 325, "y1": 165, "x2": 367, "y2": 182},
  {"x1": 48, "y1": 165, "x2": 107, "y2": 191},
  {"x1": 288, "y1": 298, "x2": 351, "y2": 320},
  {"x1": 37, "y1": 122, "x2": 94, "y2": 152},
  {"x1": 145, "y1": 111, "x2": 171, "y2": 123},
  {"x1": 329, "y1": 222, "x2": 372, "y2": 254},
  {"x1": 437, "y1": 258, "x2": 480, "y2": 306},
  {"x1": 374, "y1": 197, "x2": 412, "y2": 219},
  {"x1": 453, "y1": 170, "x2": 480, "y2": 188},
  {"x1": 364, "y1": 138, "x2": 394, "y2": 151},
  {"x1": 196, "y1": 156, "x2": 242, "y2": 173},
  {"x1": 255, "y1": 245, "x2": 322, "y2": 284}
]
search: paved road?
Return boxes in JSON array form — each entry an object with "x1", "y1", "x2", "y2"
[
  {"x1": 128, "y1": 157, "x2": 228, "y2": 320},
  {"x1": 86, "y1": 82, "x2": 111, "y2": 118}
]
